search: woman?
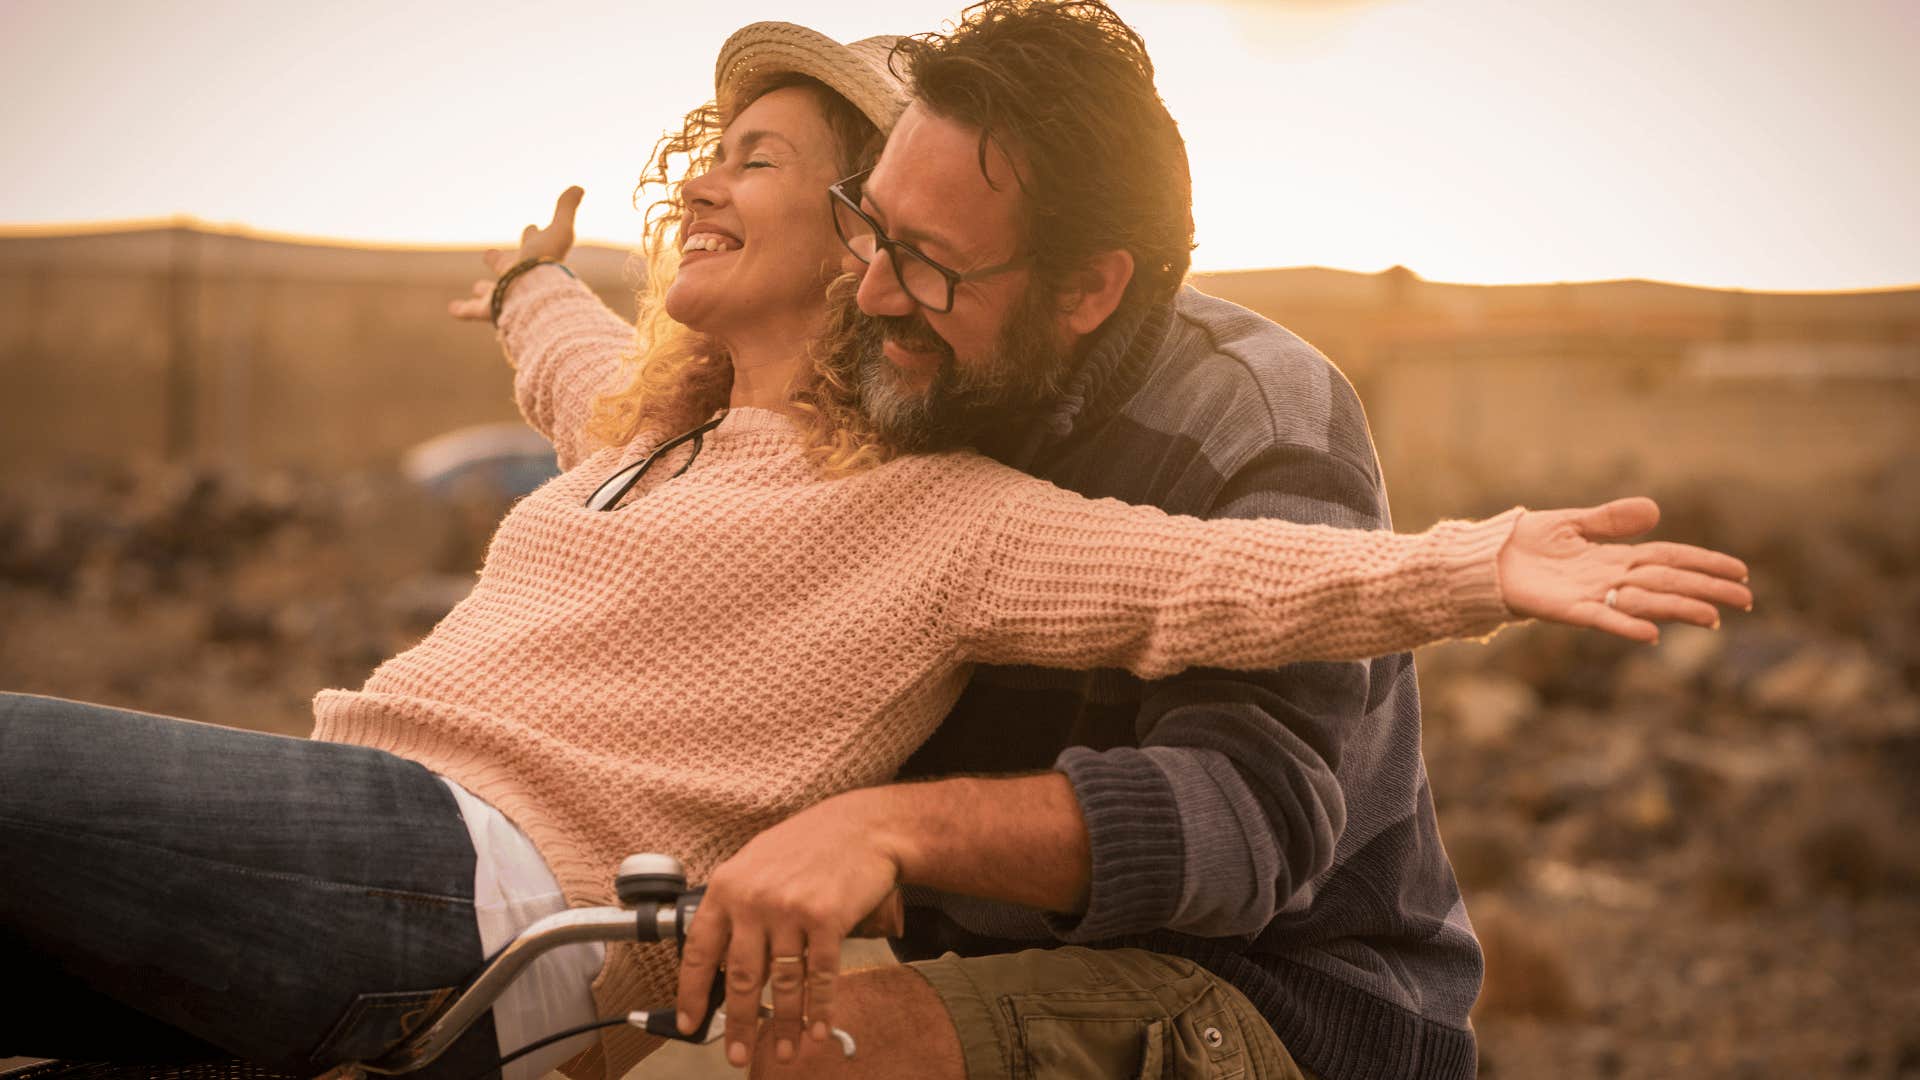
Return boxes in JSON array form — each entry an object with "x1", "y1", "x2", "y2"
[{"x1": 0, "y1": 22, "x2": 1749, "y2": 1080}]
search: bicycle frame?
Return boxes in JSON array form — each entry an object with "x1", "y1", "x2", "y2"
[{"x1": 362, "y1": 906, "x2": 654, "y2": 1074}]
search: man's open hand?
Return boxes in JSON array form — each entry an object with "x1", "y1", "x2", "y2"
[{"x1": 675, "y1": 790, "x2": 906, "y2": 1069}]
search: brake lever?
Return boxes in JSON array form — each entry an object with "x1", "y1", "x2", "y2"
[
  {"x1": 612, "y1": 863, "x2": 858, "y2": 1060},
  {"x1": 626, "y1": 979, "x2": 857, "y2": 1058}
]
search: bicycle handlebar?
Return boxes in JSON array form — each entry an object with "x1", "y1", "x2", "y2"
[{"x1": 362, "y1": 853, "x2": 861, "y2": 1075}]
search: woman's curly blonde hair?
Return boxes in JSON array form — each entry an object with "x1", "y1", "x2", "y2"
[{"x1": 585, "y1": 75, "x2": 902, "y2": 476}]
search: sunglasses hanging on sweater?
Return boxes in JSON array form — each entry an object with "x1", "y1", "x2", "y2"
[{"x1": 583, "y1": 415, "x2": 727, "y2": 511}]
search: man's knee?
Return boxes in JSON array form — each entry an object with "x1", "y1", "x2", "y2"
[{"x1": 749, "y1": 964, "x2": 965, "y2": 1080}]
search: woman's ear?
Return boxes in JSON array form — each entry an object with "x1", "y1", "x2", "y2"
[{"x1": 1056, "y1": 249, "x2": 1136, "y2": 338}]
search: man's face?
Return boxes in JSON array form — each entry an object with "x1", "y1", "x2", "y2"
[{"x1": 842, "y1": 103, "x2": 1078, "y2": 449}]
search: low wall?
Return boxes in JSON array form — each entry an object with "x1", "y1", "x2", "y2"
[{"x1": 3, "y1": 228, "x2": 1914, "y2": 531}]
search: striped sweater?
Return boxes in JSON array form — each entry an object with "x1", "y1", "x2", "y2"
[{"x1": 896, "y1": 290, "x2": 1489, "y2": 1080}]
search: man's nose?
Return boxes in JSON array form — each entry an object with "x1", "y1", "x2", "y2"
[{"x1": 854, "y1": 248, "x2": 915, "y2": 317}]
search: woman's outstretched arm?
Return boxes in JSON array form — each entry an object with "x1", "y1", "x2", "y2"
[
  {"x1": 449, "y1": 187, "x2": 637, "y2": 468},
  {"x1": 950, "y1": 475, "x2": 1749, "y2": 678}
]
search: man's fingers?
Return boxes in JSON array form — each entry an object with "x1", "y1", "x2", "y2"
[
  {"x1": 766, "y1": 933, "x2": 808, "y2": 1063},
  {"x1": 482, "y1": 247, "x2": 514, "y2": 274},
  {"x1": 675, "y1": 906, "x2": 729, "y2": 1035},
  {"x1": 723, "y1": 926, "x2": 769, "y2": 1068},
  {"x1": 802, "y1": 935, "x2": 842, "y2": 1043},
  {"x1": 1574, "y1": 496, "x2": 1660, "y2": 542},
  {"x1": 1622, "y1": 564, "x2": 1752, "y2": 611}
]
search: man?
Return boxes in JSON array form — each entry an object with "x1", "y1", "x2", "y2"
[{"x1": 678, "y1": 2, "x2": 1482, "y2": 1078}]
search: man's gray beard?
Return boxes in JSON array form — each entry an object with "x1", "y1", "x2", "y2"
[{"x1": 851, "y1": 285, "x2": 1074, "y2": 454}]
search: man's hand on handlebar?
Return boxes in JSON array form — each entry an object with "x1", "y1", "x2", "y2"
[
  {"x1": 675, "y1": 789, "x2": 906, "y2": 1070},
  {"x1": 448, "y1": 186, "x2": 583, "y2": 322}
]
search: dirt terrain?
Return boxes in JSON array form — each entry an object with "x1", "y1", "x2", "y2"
[{"x1": 3, "y1": 460, "x2": 1916, "y2": 1078}]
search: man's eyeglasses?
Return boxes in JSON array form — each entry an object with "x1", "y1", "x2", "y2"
[{"x1": 828, "y1": 169, "x2": 1028, "y2": 314}]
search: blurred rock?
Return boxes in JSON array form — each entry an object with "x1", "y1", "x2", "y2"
[
  {"x1": 1435, "y1": 673, "x2": 1540, "y2": 745},
  {"x1": 1621, "y1": 775, "x2": 1676, "y2": 833},
  {"x1": 385, "y1": 573, "x2": 477, "y2": 632},
  {"x1": 1567, "y1": 769, "x2": 1683, "y2": 861},
  {"x1": 1616, "y1": 623, "x2": 1725, "y2": 705},
  {"x1": 1503, "y1": 723, "x2": 1645, "y2": 830},
  {"x1": 1863, "y1": 577, "x2": 1920, "y2": 684},
  {"x1": 1658, "y1": 730, "x2": 1799, "y2": 789},
  {"x1": 1710, "y1": 622, "x2": 1803, "y2": 701},
  {"x1": 1746, "y1": 641, "x2": 1874, "y2": 716},
  {"x1": 1797, "y1": 820, "x2": 1890, "y2": 901},
  {"x1": 1447, "y1": 819, "x2": 1528, "y2": 893},
  {"x1": 1897, "y1": 1036, "x2": 1920, "y2": 1077},
  {"x1": 0, "y1": 503, "x2": 89, "y2": 593},
  {"x1": 1473, "y1": 902, "x2": 1580, "y2": 1020},
  {"x1": 1697, "y1": 856, "x2": 1776, "y2": 915},
  {"x1": 1778, "y1": 529, "x2": 1881, "y2": 626},
  {"x1": 1528, "y1": 860, "x2": 1657, "y2": 910},
  {"x1": 205, "y1": 600, "x2": 279, "y2": 645}
]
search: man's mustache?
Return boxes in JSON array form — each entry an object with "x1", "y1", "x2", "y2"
[{"x1": 875, "y1": 313, "x2": 953, "y2": 360}]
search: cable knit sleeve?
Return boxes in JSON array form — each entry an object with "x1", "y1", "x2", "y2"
[
  {"x1": 493, "y1": 265, "x2": 638, "y2": 469},
  {"x1": 951, "y1": 475, "x2": 1523, "y2": 678}
]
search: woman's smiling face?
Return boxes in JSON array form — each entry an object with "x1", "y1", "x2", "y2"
[{"x1": 663, "y1": 86, "x2": 851, "y2": 345}]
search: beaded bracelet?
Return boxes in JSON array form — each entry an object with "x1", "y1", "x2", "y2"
[{"x1": 489, "y1": 256, "x2": 577, "y2": 326}]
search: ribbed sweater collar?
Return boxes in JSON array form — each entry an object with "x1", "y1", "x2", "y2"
[
  {"x1": 702, "y1": 406, "x2": 804, "y2": 457},
  {"x1": 988, "y1": 297, "x2": 1174, "y2": 470}
]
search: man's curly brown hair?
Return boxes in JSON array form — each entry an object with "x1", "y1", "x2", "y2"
[{"x1": 891, "y1": 0, "x2": 1195, "y2": 312}]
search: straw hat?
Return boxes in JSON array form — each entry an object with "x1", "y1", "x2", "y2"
[{"x1": 714, "y1": 22, "x2": 909, "y2": 133}]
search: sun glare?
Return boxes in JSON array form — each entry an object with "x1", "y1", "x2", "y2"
[{"x1": 0, "y1": 0, "x2": 1914, "y2": 290}]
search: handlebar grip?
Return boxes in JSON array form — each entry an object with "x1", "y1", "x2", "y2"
[
  {"x1": 630, "y1": 885, "x2": 708, "y2": 944},
  {"x1": 677, "y1": 886, "x2": 705, "y2": 941}
]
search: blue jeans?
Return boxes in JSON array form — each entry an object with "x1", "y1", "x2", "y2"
[{"x1": 0, "y1": 693, "x2": 499, "y2": 1078}]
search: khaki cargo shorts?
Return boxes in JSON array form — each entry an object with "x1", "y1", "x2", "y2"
[{"x1": 909, "y1": 946, "x2": 1314, "y2": 1080}]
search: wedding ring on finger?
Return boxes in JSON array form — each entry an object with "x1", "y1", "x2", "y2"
[
  {"x1": 1605, "y1": 587, "x2": 1620, "y2": 610},
  {"x1": 771, "y1": 954, "x2": 806, "y2": 966}
]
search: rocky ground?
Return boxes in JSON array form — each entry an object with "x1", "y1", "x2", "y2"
[{"x1": 3, "y1": 460, "x2": 1916, "y2": 1078}]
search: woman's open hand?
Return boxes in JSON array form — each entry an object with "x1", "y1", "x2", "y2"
[
  {"x1": 1498, "y1": 497, "x2": 1751, "y2": 643},
  {"x1": 448, "y1": 186, "x2": 584, "y2": 321}
]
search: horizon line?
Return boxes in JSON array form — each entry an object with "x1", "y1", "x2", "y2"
[{"x1": 3, "y1": 215, "x2": 1917, "y2": 298}]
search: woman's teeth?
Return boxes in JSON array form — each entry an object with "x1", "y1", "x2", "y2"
[{"x1": 682, "y1": 233, "x2": 740, "y2": 254}]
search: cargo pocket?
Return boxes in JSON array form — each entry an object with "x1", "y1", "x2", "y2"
[
  {"x1": 1019, "y1": 1013, "x2": 1167, "y2": 1079},
  {"x1": 308, "y1": 986, "x2": 454, "y2": 1066}
]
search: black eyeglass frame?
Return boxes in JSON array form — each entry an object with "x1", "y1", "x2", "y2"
[
  {"x1": 828, "y1": 169, "x2": 1029, "y2": 314},
  {"x1": 583, "y1": 414, "x2": 725, "y2": 511}
]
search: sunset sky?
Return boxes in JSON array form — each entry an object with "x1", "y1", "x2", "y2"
[{"x1": 3, "y1": 0, "x2": 1915, "y2": 290}]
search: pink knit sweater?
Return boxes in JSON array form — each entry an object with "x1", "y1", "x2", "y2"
[{"x1": 311, "y1": 269, "x2": 1520, "y2": 1075}]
